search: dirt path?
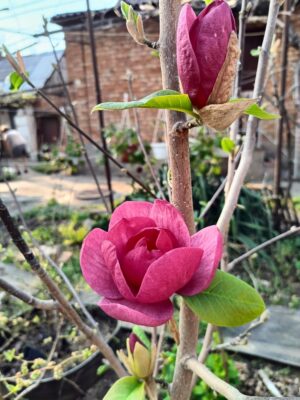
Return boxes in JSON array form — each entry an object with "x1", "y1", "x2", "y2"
[{"x1": 0, "y1": 170, "x2": 132, "y2": 212}]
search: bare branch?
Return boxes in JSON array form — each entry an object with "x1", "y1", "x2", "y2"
[
  {"x1": 217, "y1": 0, "x2": 281, "y2": 235},
  {"x1": 43, "y1": 18, "x2": 110, "y2": 213},
  {"x1": 127, "y1": 71, "x2": 166, "y2": 199},
  {"x1": 5, "y1": 179, "x2": 98, "y2": 328},
  {"x1": 0, "y1": 277, "x2": 58, "y2": 311},
  {"x1": 0, "y1": 198, "x2": 126, "y2": 378},
  {"x1": 185, "y1": 357, "x2": 297, "y2": 400},
  {"x1": 228, "y1": 226, "x2": 300, "y2": 271},
  {"x1": 2, "y1": 49, "x2": 156, "y2": 198}
]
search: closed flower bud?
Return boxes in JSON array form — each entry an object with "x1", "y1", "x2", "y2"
[
  {"x1": 177, "y1": 1, "x2": 239, "y2": 110},
  {"x1": 117, "y1": 333, "x2": 156, "y2": 379}
]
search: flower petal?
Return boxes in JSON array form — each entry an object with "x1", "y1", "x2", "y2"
[
  {"x1": 189, "y1": 0, "x2": 236, "y2": 107},
  {"x1": 107, "y1": 217, "x2": 156, "y2": 256},
  {"x1": 178, "y1": 225, "x2": 223, "y2": 296},
  {"x1": 177, "y1": 4, "x2": 202, "y2": 108},
  {"x1": 121, "y1": 243, "x2": 161, "y2": 290},
  {"x1": 150, "y1": 200, "x2": 190, "y2": 247},
  {"x1": 80, "y1": 228, "x2": 121, "y2": 299},
  {"x1": 136, "y1": 247, "x2": 203, "y2": 303},
  {"x1": 101, "y1": 240, "x2": 136, "y2": 301},
  {"x1": 99, "y1": 298, "x2": 173, "y2": 327},
  {"x1": 109, "y1": 201, "x2": 153, "y2": 230}
]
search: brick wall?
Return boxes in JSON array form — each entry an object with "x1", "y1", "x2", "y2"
[{"x1": 64, "y1": 18, "x2": 161, "y2": 142}]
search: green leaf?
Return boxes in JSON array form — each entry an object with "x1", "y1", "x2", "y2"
[
  {"x1": 8, "y1": 71, "x2": 25, "y2": 91},
  {"x1": 204, "y1": 0, "x2": 213, "y2": 4},
  {"x1": 184, "y1": 270, "x2": 265, "y2": 327},
  {"x1": 221, "y1": 137, "x2": 235, "y2": 153},
  {"x1": 250, "y1": 47, "x2": 261, "y2": 57},
  {"x1": 121, "y1": 1, "x2": 130, "y2": 19},
  {"x1": 132, "y1": 326, "x2": 151, "y2": 350},
  {"x1": 244, "y1": 103, "x2": 280, "y2": 120},
  {"x1": 92, "y1": 90, "x2": 198, "y2": 118},
  {"x1": 103, "y1": 376, "x2": 145, "y2": 400}
]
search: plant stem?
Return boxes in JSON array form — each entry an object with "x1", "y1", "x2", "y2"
[
  {"x1": 5, "y1": 179, "x2": 98, "y2": 328},
  {"x1": 0, "y1": 278, "x2": 58, "y2": 311},
  {"x1": 158, "y1": 1, "x2": 198, "y2": 399},
  {"x1": 127, "y1": 71, "x2": 166, "y2": 199},
  {"x1": 198, "y1": 0, "x2": 281, "y2": 368},
  {"x1": 228, "y1": 226, "x2": 300, "y2": 271}
]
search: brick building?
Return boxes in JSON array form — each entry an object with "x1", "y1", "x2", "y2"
[{"x1": 51, "y1": 0, "x2": 300, "y2": 158}]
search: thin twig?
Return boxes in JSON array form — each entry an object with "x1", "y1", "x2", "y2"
[
  {"x1": 200, "y1": 178, "x2": 226, "y2": 219},
  {"x1": 258, "y1": 370, "x2": 283, "y2": 398},
  {"x1": 14, "y1": 316, "x2": 63, "y2": 400},
  {"x1": 43, "y1": 18, "x2": 110, "y2": 213},
  {"x1": 185, "y1": 357, "x2": 297, "y2": 400},
  {"x1": 0, "y1": 277, "x2": 58, "y2": 311},
  {"x1": 228, "y1": 226, "x2": 300, "y2": 271},
  {"x1": 127, "y1": 71, "x2": 166, "y2": 199},
  {"x1": 153, "y1": 325, "x2": 165, "y2": 378},
  {"x1": 2, "y1": 49, "x2": 156, "y2": 198},
  {"x1": 158, "y1": 1, "x2": 199, "y2": 399},
  {"x1": 199, "y1": 0, "x2": 281, "y2": 367},
  {"x1": 0, "y1": 198, "x2": 126, "y2": 378},
  {"x1": 213, "y1": 311, "x2": 269, "y2": 351},
  {"x1": 5, "y1": 179, "x2": 98, "y2": 328}
]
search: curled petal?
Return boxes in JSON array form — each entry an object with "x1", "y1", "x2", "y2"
[
  {"x1": 136, "y1": 247, "x2": 203, "y2": 303},
  {"x1": 107, "y1": 217, "x2": 156, "y2": 255},
  {"x1": 150, "y1": 200, "x2": 190, "y2": 247},
  {"x1": 108, "y1": 201, "x2": 153, "y2": 230},
  {"x1": 99, "y1": 298, "x2": 173, "y2": 327},
  {"x1": 80, "y1": 229, "x2": 121, "y2": 299},
  {"x1": 177, "y1": 4, "x2": 201, "y2": 108},
  {"x1": 101, "y1": 240, "x2": 136, "y2": 301},
  {"x1": 178, "y1": 225, "x2": 223, "y2": 296}
]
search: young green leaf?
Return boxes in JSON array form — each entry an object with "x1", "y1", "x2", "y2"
[
  {"x1": 221, "y1": 137, "x2": 235, "y2": 154},
  {"x1": 9, "y1": 71, "x2": 25, "y2": 91},
  {"x1": 121, "y1": 1, "x2": 130, "y2": 19},
  {"x1": 250, "y1": 47, "x2": 261, "y2": 57},
  {"x1": 103, "y1": 376, "x2": 145, "y2": 400},
  {"x1": 244, "y1": 103, "x2": 280, "y2": 120},
  {"x1": 92, "y1": 90, "x2": 198, "y2": 118},
  {"x1": 132, "y1": 326, "x2": 151, "y2": 350},
  {"x1": 184, "y1": 270, "x2": 265, "y2": 327}
]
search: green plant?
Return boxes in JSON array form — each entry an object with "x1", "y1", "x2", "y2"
[
  {"x1": 190, "y1": 128, "x2": 223, "y2": 178},
  {"x1": 104, "y1": 124, "x2": 151, "y2": 165},
  {"x1": 159, "y1": 338, "x2": 239, "y2": 400},
  {"x1": 34, "y1": 134, "x2": 84, "y2": 175}
]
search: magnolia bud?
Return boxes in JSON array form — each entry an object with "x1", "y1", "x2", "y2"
[
  {"x1": 117, "y1": 333, "x2": 156, "y2": 379},
  {"x1": 126, "y1": 7, "x2": 145, "y2": 45},
  {"x1": 177, "y1": 1, "x2": 238, "y2": 110}
]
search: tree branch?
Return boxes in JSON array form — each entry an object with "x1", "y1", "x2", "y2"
[
  {"x1": 0, "y1": 278, "x2": 58, "y2": 311},
  {"x1": 198, "y1": 0, "x2": 281, "y2": 368},
  {"x1": 0, "y1": 198, "x2": 126, "y2": 378},
  {"x1": 217, "y1": 0, "x2": 281, "y2": 235},
  {"x1": 228, "y1": 226, "x2": 300, "y2": 271},
  {"x1": 185, "y1": 357, "x2": 297, "y2": 400},
  {"x1": 4, "y1": 179, "x2": 98, "y2": 328},
  {"x1": 158, "y1": 1, "x2": 199, "y2": 399}
]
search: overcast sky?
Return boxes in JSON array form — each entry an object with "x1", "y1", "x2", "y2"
[{"x1": 0, "y1": 0, "x2": 117, "y2": 56}]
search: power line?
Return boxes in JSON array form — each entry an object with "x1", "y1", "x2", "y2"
[{"x1": 0, "y1": 0, "x2": 89, "y2": 22}]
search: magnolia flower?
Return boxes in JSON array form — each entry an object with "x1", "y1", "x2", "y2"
[
  {"x1": 80, "y1": 200, "x2": 222, "y2": 327},
  {"x1": 117, "y1": 333, "x2": 156, "y2": 378},
  {"x1": 177, "y1": 1, "x2": 243, "y2": 131}
]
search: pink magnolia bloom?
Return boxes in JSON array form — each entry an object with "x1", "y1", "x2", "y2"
[
  {"x1": 80, "y1": 200, "x2": 222, "y2": 327},
  {"x1": 177, "y1": 1, "x2": 236, "y2": 110}
]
